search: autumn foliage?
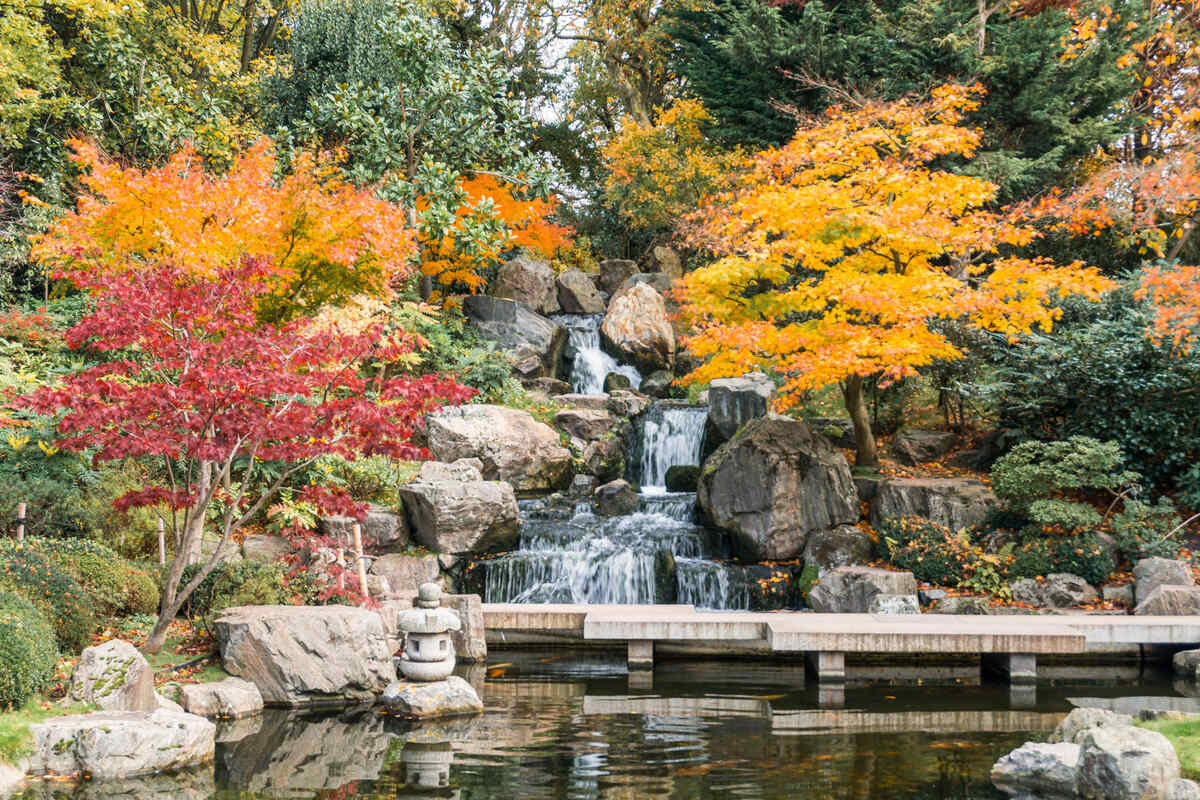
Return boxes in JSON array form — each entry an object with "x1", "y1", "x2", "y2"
[
  {"x1": 33, "y1": 138, "x2": 416, "y2": 322},
  {"x1": 679, "y1": 85, "x2": 1115, "y2": 465}
]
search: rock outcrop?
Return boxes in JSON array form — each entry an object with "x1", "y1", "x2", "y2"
[
  {"x1": 707, "y1": 372, "x2": 774, "y2": 443},
  {"x1": 488, "y1": 254, "x2": 560, "y2": 314},
  {"x1": 426, "y1": 404, "x2": 572, "y2": 492},
  {"x1": 890, "y1": 429, "x2": 958, "y2": 465},
  {"x1": 869, "y1": 477, "x2": 997, "y2": 531},
  {"x1": 801, "y1": 525, "x2": 874, "y2": 573},
  {"x1": 1050, "y1": 708, "x2": 1136, "y2": 745},
  {"x1": 807, "y1": 566, "x2": 918, "y2": 613},
  {"x1": 595, "y1": 259, "x2": 639, "y2": 296},
  {"x1": 1077, "y1": 725, "x2": 1179, "y2": 800},
  {"x1": 213, "y1": 605, "x2": 396, "y2": 706},
  {"x1": 321, "y1": 505, "x2": 410, "y2": 553},
  {"x1": 69, "y1": 639, "x2": 156, "y2": 712},
  {"x1": 29, "y1": 710, "x2": 215, "y2": 780},
  {"x1": 601, "y1": 283, "x2": 675, "y2": 373},
  {"x1": 1134, "y1": 557, "x2": 1195, "y2": 606},
  {"x1": 370, "y1": 553, "x2": 441, "y2": 594},
  {"x1": 398, "y1": 464, "x2": 520, "y2": 555},
  {"x1": 698, "y1": 415, "x2": 858, "y2": 561},
  {"x1": 554, "y1": 408, "x2": 618, "y2": 441},
  {"x1": 1135, "y1": 585, "x2": 1200, "y2": 616},
  {"x1": 556, "y1": 269, "x2": 605, "y2": 314},
  {"x1": 463, "y1": 295, "x2": 566, "y2": 379}
]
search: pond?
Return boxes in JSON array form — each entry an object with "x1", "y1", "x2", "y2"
[{"x1": 19, "y1": 653, "x2": 1192, "y2": 799}]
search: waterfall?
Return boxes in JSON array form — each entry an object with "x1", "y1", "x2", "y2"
[
  {"x1": 639, "y1": 404, "x2": 708, "y2": 492},
  {"x1": 554, "y1": 314, "x2": 640, "y2": 394}
]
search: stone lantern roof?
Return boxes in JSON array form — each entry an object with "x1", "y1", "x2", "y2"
[{"x1": 396, "y1": 583, "x2": 462, "y2": 635}]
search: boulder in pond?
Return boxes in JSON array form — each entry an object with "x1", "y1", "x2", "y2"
[
  {"x1": 381, "y1": 675, "x2": 483, "y2": 719},
  {"x1": 801, "y1": 525, "x2": 875, "y2": 573},
  {"x1": 69, "y1": 639, "x2": 156, "y2": 712},
  {"x1": 556, "y1": 269, "x2": 605, "y2": 314},
  {"x1": 890, "y1": 429, "x2": 958, "y2": 465},
  {"x1": 1077, "y1": 725, "x2": 1179, "y2": 800},
  {"x1": 463, "y1": 295, "x2": 565, "y2": 379},
  {"x1": 554, "y1": 408, "x2": 618, "y2": 441},
  {"x1": 213, "y1": 605, "x2": 396, "y2": 706},
  {"x1": 1134, "y1": 557, "x2": 1195, "y2": 606},
  {"x1": 807, "y1": 566, "x2": 918, "y2": 613},
  {"x1": 707, "y1": 372, "x2": 774, "y2": 443},
  {"x1": 601, "y1": 283, "x2": 675, "y2": 373},
  {"x1": 488, "y1": 253, "x2": 560, "y2": 314},
  {"x1": 28, "y1": 710, "x2": 215, "y2": 780},
  {"x1": 398, "y1": 476, "x2": 519, "y2": 555},
  {"x1": 594, "y1": 479, "x2": 639, "y2": 517},
  {"x1": 179, "y1": 677, "x2": 264, "y2": 719},
  {"x1": 665, "y1": 465, "x2": 700, "y2": 492},
  {"x1": 869, "y1": 477, "x2": 997, "y2": 531},
  {"x1": 1135, "y1": 585, "x2": 1200, "y2": 616},
  {"x1": 1050, "y1": 707, "x2": 1136, "y2": 744},
  {"x1": 990, "y1": 741, "x2": 1080, "y2": 799},
  {"x1": 595, "y1": 259, "x2": 639, "y2": 296},
  {"x1": 426, "y1": 404, "x2": 572, "y2": 492},
  {"x1": 1011, "y1": 573, "x2": 1098, "y2": 609},
  {"x1": 698, "y1": 415, "x2": 858, "y2": 561},
  {"x1": 321, "y1": 504, "x2": 410, "y2": 554}
]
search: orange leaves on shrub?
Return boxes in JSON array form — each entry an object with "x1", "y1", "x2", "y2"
[
  {"x1": 33, "y1": 138, "x2": 416, "y2": 321},
  {"x1": 678, "y1": 84, "x2": 1114, "y2": 406}
]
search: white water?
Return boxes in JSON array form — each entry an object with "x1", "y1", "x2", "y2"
[
  {"x1": 640, "y1": 404, "x2": 708, "y2": 492},
  {"x1": 554, "y1": 314, "x2": 641, "y2": 394}
]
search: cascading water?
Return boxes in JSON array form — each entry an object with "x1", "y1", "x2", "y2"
[
  {"x1": 554, "y1": 314, "x2": 641, "y2": 394},
  {"x1": 639, "y1": 403, "x2": 708, "y2": 492}
]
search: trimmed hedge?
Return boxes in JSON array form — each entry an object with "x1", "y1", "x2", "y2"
[
  {"x1": 23, "y1": 537, "x2": 158, "y2": 616},
  {"x1": 0, "y1": 591, "x2": 59, "y2": 710},
  {"x1": 0, "y1": 540, "x2": 96, "y2": 653}
]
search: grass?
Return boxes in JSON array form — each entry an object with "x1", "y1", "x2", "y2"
[
  {"x1": 1138, "y1": 717, "x2": 1200, "y2": 779},
  {"x1": 0, "y1": 702, "x2": 97, "y2": 767}
]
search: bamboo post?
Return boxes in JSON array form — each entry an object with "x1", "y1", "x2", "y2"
[
  {"x1": 15, "y1": 502, "x2": 25, "y2": 541},
  {"x1": 336, "y1": 544, "x2": 346, "y2": 592},
  {"x1": 157, "y1": 518, "x2": 166, "y2": 566},
  {"x1": 352, "y1": 522, "x2": 369, "y2": 603}
]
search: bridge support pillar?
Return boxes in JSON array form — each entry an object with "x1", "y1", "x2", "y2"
[
  {"x1": 628, "y1": 640, "x2": 654, "y2": 671},
  {"x1": 984, "y1": 652, "x2": 1037, "y2": 686},
  {"x1": 807, "y1": 651, "x2": 845, "y2": 684}
]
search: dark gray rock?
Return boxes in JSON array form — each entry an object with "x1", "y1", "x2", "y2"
[
  {"x1": 870, "y1": 477, "x2": 997, "y2": 531},
  {"x1": 524, "y1": 376, "x2": 572, "y2": 395},
  {"x1": 801, "y1": 525, "x2": 874, "y2": 572},
  {"x1": 1175, "y1": 649, "x2": 1200, "y2": 680},
  {"x1": 581, "y1": 437, "x2": 625, "y2": 482},
  {"x1": 707, "y1": 372, "x2": 774, "y2": 442},
  {"x1": 489, "y1": 253, "x2": 559, "y2": 314},
  {"x1": 891, "y1": 429, "x2": 958, "y2": 465},
  {"x1": 554, "y1": 408, "x2": 617, "y2": 441},
  {"x1": 398, "y1": 477, "x2": 519, "y2": 555},
  {"x1": 595, "y1": 259, "x2": 639, "y2": 296},
  {"x1": 463, "y1": 295, "x2": 566, "y2": 379},
  {"x1": 665, "y1": 465, "x2": 700, "y2": 492},
  {"x1": 698, "y1": 415, "x2": 858, "y2": 561},
  {"x1": 990, "y1": 742, "x2": 1080, "y2": 799},
  {"x1": 640, "y1": 369, "x2": 674, "y2": 398},
  {"x1": 594, "y1": 479, "x2": 639, "y2": 517},
  {"x1": 1012, "y1": 573, "x2": 1098, "y2": 609},
  {"x1": 807, "y1": 417, "x2": 855, "y2": 448},
  {"x1": 556, "y1": 269, "x2": 605, "y2": 314},
  {"x1": 807, "y1": 566, "x2": 918, "y2": 613},
  {"x1": 1134, "y1": 557, "x2": 1195, "y2": 606},
  {"x1": 853, "y1": 475, "x2": 882, "y2": 502},
  {"x1": 321, "y1": 505, "x2": 410, "y2": 554},
  {"x1": 654, "y1": 549, "x2": 678, "y2": 604},
  {"x1": 604, "y1": 372, "x2": 632, "y2": 392}
]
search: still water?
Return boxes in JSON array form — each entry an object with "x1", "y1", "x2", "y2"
[{"x1": 20, "y1": 653, "x2": 1190, "y2": 800}]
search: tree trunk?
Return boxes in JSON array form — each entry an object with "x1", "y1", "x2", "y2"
[{"x1": 842, "y1": 374, "x2": 879, "y2": 469}]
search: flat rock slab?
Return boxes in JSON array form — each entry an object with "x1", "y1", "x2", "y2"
[
  {"x1": 381, "y1": 676, "x2": 484, "y2": 719},
  {"x1": 179, "y1": 677, "x2": 264, "y2": 719},
  {"x1": 29, "y1": 710, "x2": 215, "y2": 780},
  {"x1": 214, "y1": 605, "x2": 396, "y2": 707}
]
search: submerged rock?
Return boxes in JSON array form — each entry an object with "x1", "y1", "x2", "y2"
[
  {"x1": 380, "y1": 676, "x2": 484, "y2": 719},
  {"x1": 29, "y1": 710, "x2": 215, "y2": 780},
  {"x1": 427, "y1": 404, "x2": 572, "y2": 492},
  {"x1": 214, "y1": 605, "x2": 396, "y2": 706},
  {"x1": 698, "y1": 415, "x2": 858, "y2": 561},
  {"x1": 69, "y1": 639, "x2": 156, "y2": 712}
]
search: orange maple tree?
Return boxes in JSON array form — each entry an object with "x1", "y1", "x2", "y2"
[
  {"x1": 678, "y1": 84, "x2": 1115, "y2": 467},
  {"x1": 419, "y1": 174, "x2": 572, "y2": 304},
  {"x1": 33, "y1": 138, "x2": 416, "y2": 322}
]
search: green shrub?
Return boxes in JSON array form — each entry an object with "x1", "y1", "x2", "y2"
[
  {"x1": 0, "y1": 591, "x2": 59, "y2": 710},
  {"x1": 1111, "y1": 498, "x2": 1184, "y2": 561},
  {"x1": 22, "y1": 537, "x2": 158, "y2": 616},
  {"x1": 878, "y1": 516, "x2": 975, "y2": 586},
  {"x1": 991, "y1": 436, "x2": 1139, "y2": 516},
  {"x1": 0, "y1": 540, "x2": 95, "y2": 652},
  {"x1": 1009, "y1": 533, "x2": 1116, "y2": 585},
  {"x1": 179, "y1": 560, "x2": 292, "y2": 621}
]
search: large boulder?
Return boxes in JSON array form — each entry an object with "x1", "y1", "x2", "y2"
[
  {"x1": 321, "y1": 504, "x2": 410, "y2": 554},
  {"x1": 488, "y1": 253, "x2": 560, "y2": 314},
  {"x1": 1050, "y1": 707, "x2": 1136, "y2": 744},
  {"x1": 213, "y1": 605, "x2": 396, "y2": 706},
  {"x1": 398, "y1": 476, "x2": 519, "y2": 555},
  {"x1": 807, "y1": 566, "x2": 918, "y2": 613},
  {"x1": 29, "y1": 710, "x2": 215, "y2": 780},
  {"x1": 1012, "y1": 574, "x2": 1098, "y2": 609},
  {"x1": 601, "y1": 283, "x2": 675, "y2": 373},
  {"x1": 1135, "y1": 585, "x2": 1200, "y2": 616},
  {"x1": 707, "y1": 372, "x2": 775, "y2": 443},
  {"x1": 698, "y1": 415, "x2": 858, "y2": 561},
  {"x1": 370, "y1": 553, "x2": 441, "y2": 594},
  {"x1": 241, "y1": 534, "x2": 292, "y2": 564},
  {"x1": 990, "y1": 742, "x2": 1081, "y2": 799},
  {"x1": 890, "y1": 429, "x2": 958, "y2": 465},
  {"x1": 595, "y1": 259, "x2": 639, "y2": 296},
  {"x1": 869, "y1": 477, "x2": 997, "y2": 531},
  {"x1": 1134, "y1": 558, "x2": 1195, "y2": 606},
  {"x1": 69, "y1": 639, "x2": 156, "y2": 712},
  {"x1": 463, "y1": 295, "x2": 566, "y2": 379},
  {"x1": 650, "y1": 245, "x2": 683, "y2": 279},
  {"x1": 1077, "y1": 725, "x2": 1179, "y2": 800},
  {"x1": 801, "y1": 525, "x2": 875, "y2": 573},
  {"x1": 426, "y1": 404, "x2": 572, "y2": 492},
  {"x1": 554, "y1": 408, "x2": 618, "y2": 441},
  {"x1": 179, "y1": 678, "x2": 264, "y2": 719},
  {"x1": 556, "y1": 269, "x2": 605, "y2": 314}
]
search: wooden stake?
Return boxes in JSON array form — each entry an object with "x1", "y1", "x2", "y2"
[
  {"x1": 15, "y1": 502, "x2": 25, "y2": 541},
  {"x1": 157, "y1": 518, "x2": 166, "y2": 566},
  {"x1": 352, "y1": 522, "x2": 369, "y2": 603},
  {"x1": 336, "y1": 546, "x2": 346, "y2": 592}
]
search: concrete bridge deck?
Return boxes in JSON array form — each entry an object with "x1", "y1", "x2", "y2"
[{"x1": 482, "y1": 603, "x2": 1200, "y2": 686}]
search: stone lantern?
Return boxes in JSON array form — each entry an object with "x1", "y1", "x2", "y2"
[{"x1": 396, "y1": 583, "x2": 462, "y2": 681}]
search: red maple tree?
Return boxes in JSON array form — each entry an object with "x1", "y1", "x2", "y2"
[{"x1": 20, "y1": 258, "x2": 473, "y2": 652}]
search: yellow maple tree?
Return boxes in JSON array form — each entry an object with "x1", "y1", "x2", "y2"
[{"x1": 678, "y1": 84, "x2": 1115, "y2": 467}]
